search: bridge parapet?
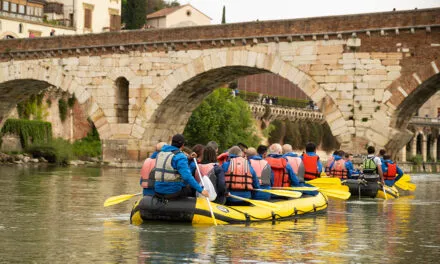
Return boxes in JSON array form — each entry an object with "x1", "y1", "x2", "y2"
[
  {"x1": 248, "y1": 103, "x2": 324, "y2": 123},
  {"x1": 409, "y1": 117, "x2": 440, "y2": 127}
]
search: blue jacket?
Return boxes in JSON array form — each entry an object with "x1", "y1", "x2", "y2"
[
  {"x1": 248, "y1": 155, "x2": 274, "y2": 200},
  {"x1": 154, "y1": 145, "x2": 203, "y2": 195},
  {"x1": 267, "y1": 153, "x2": 300, "y2": 186},
  {"x1": 382, "y1": 159, "x2": 404, "y2": 187},
  {"x1": 140, "y1": 151, "x2": 159, "y2": 196},
  {"x1": 345, "y1": 160, "x2": 354, "y2": 178},
  {"x1": 301, "y1": 152, "x2": 323, "y2": 174},
  {"x1": 222, "y1": 154, "x2": 260, "y2": 199}
]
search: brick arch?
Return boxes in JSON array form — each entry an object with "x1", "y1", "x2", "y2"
[
  {"x1": 136, "y1": 50, "x2": 349, "y2": 147},
  {"x1": 384, "y1": 59, "x2": 440, "y2": 154},
  {"x1": 0, "y1": 63, "x2": 111, "y2": 140}
]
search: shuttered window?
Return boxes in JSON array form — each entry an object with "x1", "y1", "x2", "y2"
[
  {"x1": 84, "y1": 8, "x2": 92, "y2": 29},
  {"x1": 110, "y1": 14, "x2": 121, "y2": 31}
]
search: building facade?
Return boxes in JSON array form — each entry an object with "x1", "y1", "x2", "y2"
[
  {"x1": 0, "y1": 0, "x2": 120, "y2": 39},
  {"x1": 146, "y1": 4, "x2": 211, "y2": 29}
]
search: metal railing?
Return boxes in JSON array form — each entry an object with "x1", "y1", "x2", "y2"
[{"x1": 409, "y1": 116, "x2": 440, "y2": 126}]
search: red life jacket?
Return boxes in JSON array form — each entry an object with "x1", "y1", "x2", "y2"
[
  {"x1": 225, "y1": 157, "x2": 253, "y2": 191},
  {"x1": 384, "y1": 162, "x2": 397, "y2": 180},
  {"x1": 195, "y1": 163, "x2": 215, "y2": 183},
  {"x1": 325, "y1": 156, "x2": 335, "y2": 174},
  {"x1": 217, "y1": 152, "x2": 229, "y2": 166},
  {"x1": 249, "y1": 159, "x2": 271, "y2": 186},
  {"x1": 140, "y1": 158, "x2": 156, "y2": 188},
  {"x1": 266, "y1": 157, "x2": 290, "y2": 187},
  {"x1": 303, "y1": 154, "x2": 320, "y2": 180},
  {"x1": 285, "y1": 156, "x2": 301, "y2": 175},
  {"x1": 328, "y1": 159, "x2": 348, "y2": 179}
]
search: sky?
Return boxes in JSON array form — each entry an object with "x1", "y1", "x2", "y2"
[{"x1": 179, "y1": 0, "x2": 440, "y2": 24}]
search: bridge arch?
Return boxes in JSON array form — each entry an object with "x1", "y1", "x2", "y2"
[
  {"x1": 384, "y1": 58, "x2": 440, "y2": 154},
  {"x1": 135, "y1": 50, "x2": 349, "y2": 148},
  {"x1": 0, "y1": 64, "x2": 110, "y2": 140}
]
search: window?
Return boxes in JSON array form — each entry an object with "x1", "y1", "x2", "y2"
[
  {"x1": 18, "y1": 4, "x2": 25, "y2": 14},
  {"x1": 115, "y1": 77, "x2": 129, "y2": 123},
  {"x1": 19, "y1": 23, "x2": 23, "y2": 33},
  {"x1": 110, "y1": 14, "x2": 121, "y2": 31},
  {"x1": 10, "y1": 3, "x2": 17, "y2": 13},
  {"x1": 84, "y1": 8, "x2": 92, "y2": 29},
  {"x1": 35, "y1": 7, "x2": 42, "y2": 17},
  {"x1": 27, "y1": 6, "x2": 33, "y2": 16},
  {"x1": 2, "y1": 1, "x2": 9, "y2": 12}
]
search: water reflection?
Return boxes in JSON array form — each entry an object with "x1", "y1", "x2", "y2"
[{"x1": 0, "y1": 167, "x2": 439, "y2": 263}]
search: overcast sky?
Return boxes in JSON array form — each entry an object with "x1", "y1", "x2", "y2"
[{"x1": 179, "y1": 0, "x2": 439, "y2": 24}]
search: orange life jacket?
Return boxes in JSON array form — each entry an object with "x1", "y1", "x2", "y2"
[
  {"x1": 328, "y1": 159, "x2": 348, "y2": 179},
  {"x1": 303, "y1": 154, "x2": 320, "y2": 180},
  {"x1": 249, "y1": 159, "x2": 271, "y2": 186},
  {"x1": 225, "y1": 157, "x2": 253, "y2": 191},
  {"x1": 265, "y1": 157, "x2": 290, "y2": 187},
  {"x1": 140, "y1": 158, "x2": 156, "y2": 188},
  {"x1": 195, "y1": 163, "x2": 215, "y2": 183},
  {"x1": 285, "y1": 156, "x2": 301, "y2": 175},
  {"x1": 325, "y1": 156, "x2": 335, "y2": 174},
  {"x1": 384, "y1": 162, "x2": 397, "y2": 180},
  {"x1": 217, "y1": 152, "x2": 229, "y2": 166}
]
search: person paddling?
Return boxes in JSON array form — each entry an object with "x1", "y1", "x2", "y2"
[
  {"x1": 154, "y1": 134, "x2": 209, "y2": 200},
  {"x1": 247, "y1": 147, "x2": 273, "y2": 201},
  {"x1": 301, "y1": 142, "x2": 323, "y2": 180},
  {"x1": 266, "y1": 144, "x2": 300, "y2": 187},
  {"x1": 381, "y1": 154, "x2": 404, "y2": 187},
  {"x1": 140, "y1": 142, "x2": 166, "y2": 196},
  {"x1": 282, "y1": 144, "x2": 305, "y2": 183},
  {"x1": 362, "y1": 146, "x2": 384, "y2": 184}
]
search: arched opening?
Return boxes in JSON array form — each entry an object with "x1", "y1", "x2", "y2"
[
  {"x1": 18, "y1": 23, "x2": 23, "y2": 33},
  {"x1": 416, "y1": 133, "x2": 423, "y2": 156},
  {"x1": 145, "y1": 66, "x2": 338, "y2": 152},
  {"x1": 115, "y1": 77, "x2": 129, "y2": 124},
  {"x1": 437, "y1": 135, "x2": 440, "y2": 162},
  {"x1": 427, "y1": 134, "x2": 432, "y2": 161}
]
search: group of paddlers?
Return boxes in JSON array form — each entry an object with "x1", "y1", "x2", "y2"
[{"x1": 140, "y1": 134, "x2": 403, "y2": 205}]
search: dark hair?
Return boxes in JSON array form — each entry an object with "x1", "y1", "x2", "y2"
[
  {"x1": 305, "y1": 142, "x2": 316, "y2": 153},
  {"x1": 367, "y1": 146, "x2": 375, "y2": 154},
  {"x1": 337, "y1": 150, "x2": 345, "y2": 157},
  {"x1": 202, "y1": 146, "x2": 217, "y2": 163},
  {"x1": 333, "y1": 150, "x2": 338, "y2": 155},
  {"x1": 379, "y1": 149, "x2": 386, "y2": 156},
  {"x1": 192, "y1": 144, "x2": 205, "y2": 159},
  {"x1": 345, "y1": 153, "x2": 353, "y2": 158},
  {"x1": 182, "y1": 146, "x2": 192, "y2": 155},
  {"x1": 237, "y1": 142, "x2": 248, "y2": 151},
  {"x1": 383, "y1": 154, "x2": 391, "y2": 160},
  {"x1": 171, "y1": 134, "x2": 186, "y2": 148},
  {"x1": 257, "y1": 145, "x2": 268, "y2": 156}
]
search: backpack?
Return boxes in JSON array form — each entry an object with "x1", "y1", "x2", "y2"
[{"x1": 362, "y1": 157, "x2": 377, "y2": 174}]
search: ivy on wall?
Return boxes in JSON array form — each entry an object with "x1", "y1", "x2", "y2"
[{"x1": 0, "y1": 119, "x2": 52, "y2": 149}]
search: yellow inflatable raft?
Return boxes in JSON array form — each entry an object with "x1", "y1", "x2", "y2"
[
  {"x1": 130, "y1": 192, "x2": 328, "y2": 225},
  {"x1": 376, "y1": 185, "x2": 400, "y2": 199}
]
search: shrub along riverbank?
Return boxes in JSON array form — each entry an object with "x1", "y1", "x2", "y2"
[{"x1": 0, "y1": 119, "x2": 101, "y2": 165}]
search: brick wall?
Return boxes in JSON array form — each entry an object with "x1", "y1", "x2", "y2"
[{"x1": 0, "y1": 8, "x2": 439, "y2": 53}]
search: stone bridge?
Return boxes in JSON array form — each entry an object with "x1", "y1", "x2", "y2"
[
  {"x1": 248, "y1": 102, "x2": 324, "y2": 125},
  {"x1": 0, "y1": 8, "x2": 439, "y2": 162}
]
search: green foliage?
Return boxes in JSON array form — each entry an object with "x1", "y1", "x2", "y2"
[
  {"x1": 72, "y1": 125, "x2": 102, "y2": 159},
  {"x1": 17, "y1": 93, "x2": 45, "y2": 120},
  {"x1": 408, "y1": 154, "x2": 423, "y2": 165},
  {"x1": 124, "y1": 0, "x2": 147, "y2": 29},
  {"x1": 68, "y1": 94, "x2": 76, "y2": 108},
  {"x1": 183, "y1": 88, "x2": 260, "y2": 151},
  {"x1": 58, "y1": 98, "x2": 68, "y2": 122},
  {"x1": 1, "y1": 119, "x2": 52, "y2": 149},
  {"x1": 221, "y1": 5, "x2": 226, "y2": 24},
  {"x1": 27, "y1": 138, "x2": 72, "y2": 165}
]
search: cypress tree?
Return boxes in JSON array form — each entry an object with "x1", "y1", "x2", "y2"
[
  {"x1": 125, "y1": 0, "x2": 147, "y2": 29},
  {"x1": 221, "y1": 5, "x2": 226, "y2": 24}
]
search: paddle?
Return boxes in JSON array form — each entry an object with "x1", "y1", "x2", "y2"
[
  {"x1": 103, "y1": 192, "x2": 142, "y2": 207},
  {"x1": 307, "y1": 178, "x2": 342, "y2": 185},
  {"x1": 273, "y1": 186, "x2": 319, "y2": 191},
  {"x1": 254, "y1": 189, "x2": 302, "y2": 198},
  {"x1": 194, "y1": 158, "x2": 217, "y2": 226},
  {"x1": 277, "y1": 186, "x2": 351, "y2": 200},
  {"x1": 395, "y1": 174, "x2": 416, "y2": 191},
  {"x1": 228, "y1": 194, "x2": 281, "y2": 210}
]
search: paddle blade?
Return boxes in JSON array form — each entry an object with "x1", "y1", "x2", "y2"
[
  {"x1": 274, "y1": 186, "x2": 319, "y2": 191},
  {"x1": 307, "y1": 178, "x2": 342, "y2": 185},
  {"x1": 320, "y1": 189, "x2": 351, "y2": 200},
  {"x1": 256, "y1": 189, "x2": 302, "y2": 198},
  {"x1": 229, "y1": 195, "x2": 281, "y2": 210},
  {"x1": 103, "y1": 193, "x2": 142, "y2": 207},
  {"x1": 406, "y1": 182, "x2": 416, "y2": 191}
]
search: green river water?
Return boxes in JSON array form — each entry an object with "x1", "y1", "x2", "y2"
[{"x1": 0, "y1": 166, "x2": 439, "y2": 263}]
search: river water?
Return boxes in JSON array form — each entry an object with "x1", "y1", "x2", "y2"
[{"x1": 0, "y1": 166, "x2": 438, "y2": 263}]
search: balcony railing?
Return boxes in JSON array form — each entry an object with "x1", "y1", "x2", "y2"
[
  {"x1": 409, "y1": 116, "x2": 440, "y2": 126},
  {"x1": 0, "y1": 11, "x2": 43, "y2": 22}
]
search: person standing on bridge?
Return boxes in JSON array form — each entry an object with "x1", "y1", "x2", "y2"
[
  {"x1": 153, "y1": 134, "x2": 209, "y2": 200},
  {"x1": 140, "y1": 142, "x2": 166, "y2": 196}
]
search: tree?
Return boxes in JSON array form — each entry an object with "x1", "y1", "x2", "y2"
[
  {"x1": 221, "y1": 5, "x2": 226, "y2": 24},
  {"x1": 124, "y1": 0, "x2": 147, "y2": 29},
  {"x1": 184, "y1": 88, "x2": 260, "y2": 152}
]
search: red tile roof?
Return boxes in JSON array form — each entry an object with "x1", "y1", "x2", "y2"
[{"x1": 147, "y1": 5, "x2": 185, "y2": 19}]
